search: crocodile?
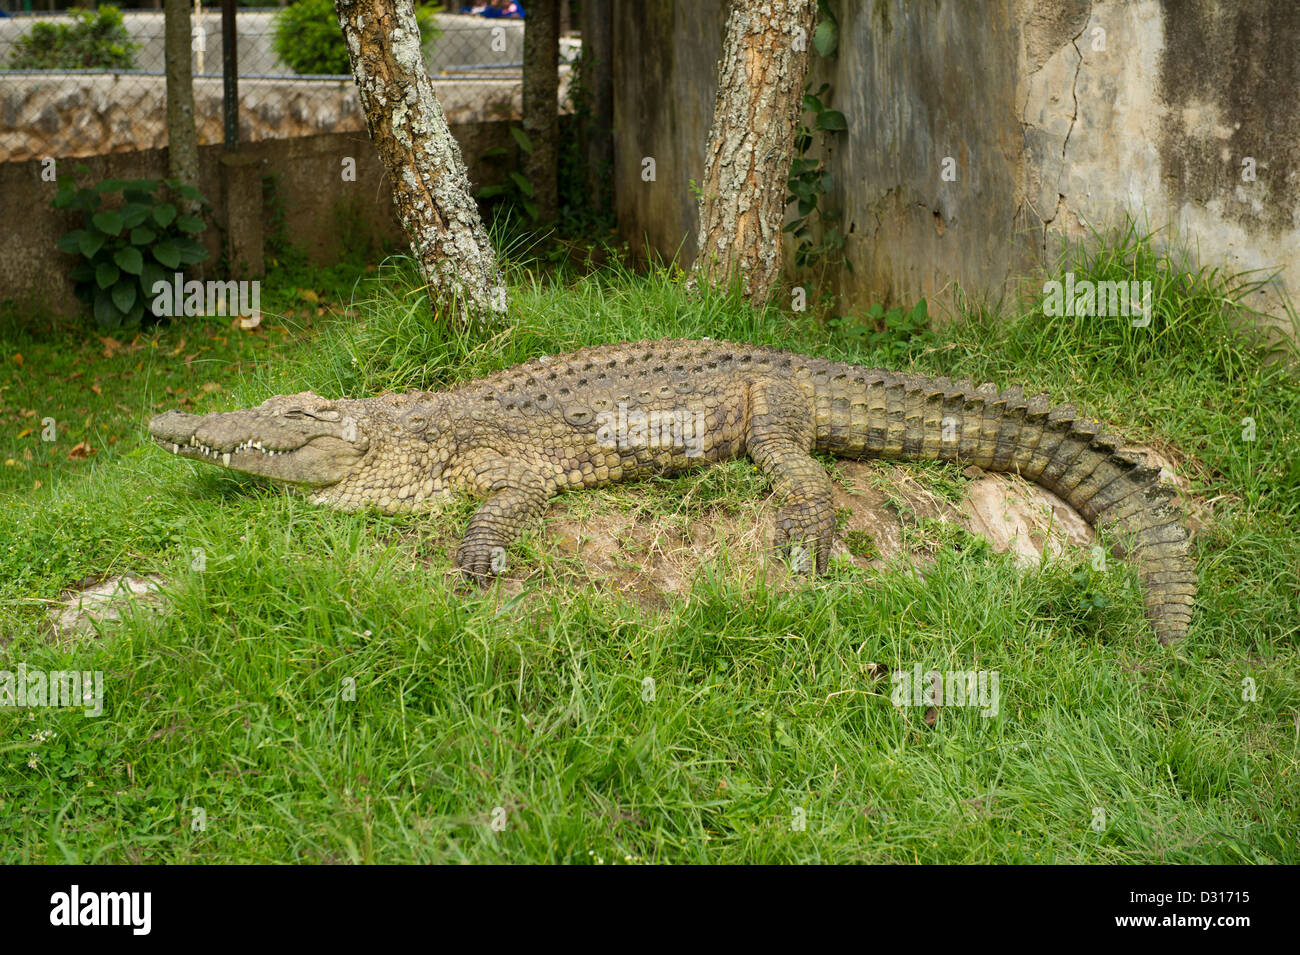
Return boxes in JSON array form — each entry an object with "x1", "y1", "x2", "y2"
[{"x1": 148, "y1": 339, "x2": 1196, "y2": 644}]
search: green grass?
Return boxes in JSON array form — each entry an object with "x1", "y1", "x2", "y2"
[{"x1": 0, "y1": 231, "x2": 1297, "y2": 863}]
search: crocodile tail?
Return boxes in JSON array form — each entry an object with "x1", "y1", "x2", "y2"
[{"x1": 839, "y1": 371, "x2": 1196, "y2": 644}]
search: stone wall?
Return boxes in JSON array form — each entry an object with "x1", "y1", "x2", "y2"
[
  {"x1": 612, "y1": 0, "x2": 1300, "y2": 325},
  {"x1": 0, "y1": 72, "x2": 526, "y2": 161}
]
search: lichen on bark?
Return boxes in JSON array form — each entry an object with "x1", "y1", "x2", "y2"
[
  {"x1": 690, "y1": 0, "x2": 818, "y2": 303},
  {"x1": 334, "y1": 0, "x2": 507, "y2": 327}
]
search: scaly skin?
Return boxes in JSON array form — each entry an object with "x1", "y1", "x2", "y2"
[{"x1": 148, "y1": 339, "x2": 1197, "y2": 644}]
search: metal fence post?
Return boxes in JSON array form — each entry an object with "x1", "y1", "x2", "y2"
[{"x1": 222, "y1": 0, "x2": 238, "y2": 149}]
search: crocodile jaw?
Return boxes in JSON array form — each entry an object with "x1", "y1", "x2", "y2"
[{"x1": 148, "y1": 409, "x2": 369, "y2": 486}]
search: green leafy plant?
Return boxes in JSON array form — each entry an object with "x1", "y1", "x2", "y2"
[
  {"x1": 8, "y1": 5, "x2": 138, "y2": 71},
  {"x1": 829, "y1": 300, "x2": 936, "y2": 362},
  {"x1": 785, "y1": 2, "x2": 847, "y2": 271},
  {"x1": 52, "y1": 172, "x2": 209, "y2": 330},
  {"x1": 1035, "y1": 561, "x2": 1118, "y2": 639},
  {"x1": 478, "y1": 126, "x2": 539, "y2": 221},
  {"x1": 786, "y1": 82, "x2": 847, "y2": 270},
  {"x1": 273, "y1": 0, "x2": 439, "y2": 76},
  {"x1": 812, "y1": 0, "x2": 839, "y2": 58}
]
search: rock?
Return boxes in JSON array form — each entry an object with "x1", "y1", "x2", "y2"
[
  {"x1": 960, "y1": 472, "x2": 1092, "y2": 565},
  {"x1": 48, "y1": 575, "x2": 168, "y2": 643}
]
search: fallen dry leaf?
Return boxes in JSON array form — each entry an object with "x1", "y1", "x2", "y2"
[{"x1": 67, "y1": 442, "x2": 94, "y2": 459}]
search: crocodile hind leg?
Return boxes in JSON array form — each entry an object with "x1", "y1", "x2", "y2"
[
  {"x1": 453, "y1": 452, "x2": 554, "y2": 581},
  {"x1": 747, "y1": 381, "x2": 836, "y2": 573}
]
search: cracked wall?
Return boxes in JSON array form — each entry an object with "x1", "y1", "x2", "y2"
[{"x1": 611, "y1": 0, "x2": 1300, "y2": 326}]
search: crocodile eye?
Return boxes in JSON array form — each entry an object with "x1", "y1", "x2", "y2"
[{"x1": 314, "y1": 409, "x2": 342, "y2": 421}]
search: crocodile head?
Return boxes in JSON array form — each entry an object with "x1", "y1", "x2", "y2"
[{"x1": 148, "y1": 391, "x2": 453, "y2": 512}]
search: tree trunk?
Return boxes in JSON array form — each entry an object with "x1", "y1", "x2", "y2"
[
  {"x1": 578, "y1": 0, "x2": 613, "y2": 221},
  {"x1": 164, "y1": 0, "x2": 200, "y2": 215},
  {"x1": 335, "y1": 0, "x2": 507, "y2": 326},
  {"x1": 690, "y1": 0, "x2": 817, "y2": 302},
  {"x1": 522, "y1": 0, "x2": 559, "y2": 224}
]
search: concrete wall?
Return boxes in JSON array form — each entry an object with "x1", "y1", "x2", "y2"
[
  {"x1": 611, "y1": 0, "x2": 726, "y2": 265},
  {"x1": 612, "y1": 0, "x2": 1300, "y2": 323},
  {"x1": 0, "y1": 121, "x2": 516, "y2": 316}
]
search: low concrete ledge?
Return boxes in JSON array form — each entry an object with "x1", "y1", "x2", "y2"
[{"x1": 0, "y1": 72, "x2": 534, "y2": 163}]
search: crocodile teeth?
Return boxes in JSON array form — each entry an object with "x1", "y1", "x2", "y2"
[
  {"x1": 223, "y1": 452, "x2": 231, "y2": 466},
  {"x1": 172, "y1": 443, "x2": 179, "y2": 454}
]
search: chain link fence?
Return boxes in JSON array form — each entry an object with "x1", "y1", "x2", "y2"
[{"x1": 0, "y1": 4, "x2": 571, "y2": 163}]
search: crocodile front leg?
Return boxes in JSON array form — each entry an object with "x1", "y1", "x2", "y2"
[
  {"x1": 747, "y1": 380, "x2": 836, "y2": 574},
  {"x1": 452, "y1": 451, "x2": 554, "y2": 580}
]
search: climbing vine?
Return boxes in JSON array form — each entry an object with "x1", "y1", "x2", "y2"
[{"x1": 785, "y1": 0, "x2": 848, "y2": 272}]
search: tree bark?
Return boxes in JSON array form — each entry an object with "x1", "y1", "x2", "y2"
[
  {"x1": 335, "y1": 0, "x2": 507, "y2": 326},
  {"x1": 522, "y1": 0, "x2": 559, "y2": 224},
  {"x1": 578, "y1": 0, "x2": 613, "y2": 220},
  {"x1": 164, "y1": 0, "x2": 200, "y2": 215},
  {"x1": 690, "y1": 0, "x2": 818, "y2": 302}
]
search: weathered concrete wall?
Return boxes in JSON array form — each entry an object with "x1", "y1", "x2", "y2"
[
  {"x1": 825, "y1": 0, "x2": 1029, "y2": 313},
  {"x1": 0, "y1": 122, "x2": 515, "y2": 316},
  {"x1": 611, "y1": 0, "x2": 1300, "y2": 322},
  {"x1": 611, "y1": 0, "x2": 727, "y2": 264}
]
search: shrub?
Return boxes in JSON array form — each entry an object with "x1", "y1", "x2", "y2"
[
  {"x1": 52, "y1": 171, "x2": 210, "y2": 330},
  {"x1": 828, "y1": 299, "x2": 937, "y2": 364},
  {"x1": 273, "y1": 0, "x2": 439, "y2": 77},
  {"x1": 8, "y1": 6, "x2": 138, "y2": 71}
]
